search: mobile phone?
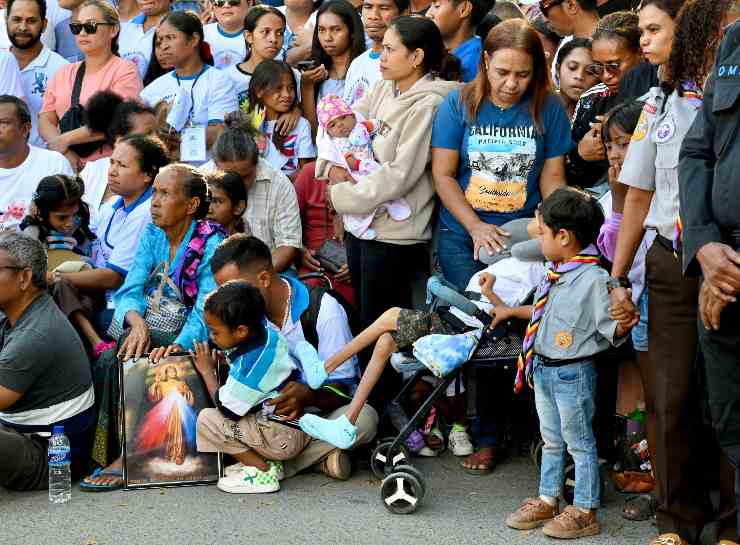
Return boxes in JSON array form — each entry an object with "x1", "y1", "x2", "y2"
[{"x1": 295, "y1": 60, "x2": 318, "y2": 71}]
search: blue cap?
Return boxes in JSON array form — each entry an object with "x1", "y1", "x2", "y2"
[{"x1": 52, "y1": 425, "x2": 64, "y2": 434}]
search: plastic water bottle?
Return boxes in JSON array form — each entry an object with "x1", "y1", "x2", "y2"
[{"x1": 48, "y1": 426, "x2": 71, "y2": 504}]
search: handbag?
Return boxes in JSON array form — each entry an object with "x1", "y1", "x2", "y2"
[
  {"x1": 58, "y1": 62, "x2": 105, "y2": 158},
  {"x1": 315, "y1": 238, "x2": 347, "y2": 274},
  {"x1": 107, "y1": 262, "x2": 189, "y2": 340}
]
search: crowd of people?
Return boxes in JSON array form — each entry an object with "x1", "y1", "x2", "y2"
[{"x1": 0, "y1": 0, "x2": 738, "y2": 542}]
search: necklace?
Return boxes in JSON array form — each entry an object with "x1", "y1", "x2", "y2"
[{"x1": 280, "y1": 278, "x2": 292, "y2": 330}]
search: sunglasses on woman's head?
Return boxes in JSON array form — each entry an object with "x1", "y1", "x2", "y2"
[
  {"x1": 69, "y1": 21, "x2": 114, "y2": 35},
  {"x1": 586, "y1": 62, "x2": 621, "y2": 77},
  {"x1": 212, "y1": 0, "x2": 241, "y2": 7},
  {"x1": 538, "y1": 0, "x2": 565, "y2": 15}
]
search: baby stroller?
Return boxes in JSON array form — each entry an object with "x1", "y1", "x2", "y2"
[{"x1": 368, "y1": 276, "x2": 530, "y2": 514}]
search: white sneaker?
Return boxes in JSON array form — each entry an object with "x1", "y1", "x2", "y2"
[
  {"x1": 225, "y1": 460, "x2": 284, "y2": 481},
  {"x1": 217, "y1": 465, "x2": 280, "y2": 494},
  {"x1": 449, "y1": 429, "x2": 474, "y2": 456}
]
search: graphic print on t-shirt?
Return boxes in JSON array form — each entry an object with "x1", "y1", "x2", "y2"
[{"x1": 465, "y1": 124, "x2": 536, "y2": 213}]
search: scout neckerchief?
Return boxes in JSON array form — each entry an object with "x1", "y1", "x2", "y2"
[{"x1": 514, "y1": 245, "x2": 601, "y2": 393}]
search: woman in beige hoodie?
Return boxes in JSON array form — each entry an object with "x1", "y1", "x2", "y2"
[{"x1": 319, "y1": 17, "x2": 460, "y2": 340}]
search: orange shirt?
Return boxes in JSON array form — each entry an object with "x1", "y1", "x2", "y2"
[{"x1": 41, "y1": 56, "x2": 143, "y2": 162}]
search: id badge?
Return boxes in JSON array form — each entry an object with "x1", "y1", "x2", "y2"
[{"x1": 181, "y1": 125, "x2": 206, "y2": 163}]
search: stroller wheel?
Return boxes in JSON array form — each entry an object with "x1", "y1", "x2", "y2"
[
  {"x1": 370, "y1": 440, "x2": 410, "y2": 479},
  {"x1": 380, "y1": 471, "x2": 424, "y2": 514},
  {"x1": 392, "y1": 464, "x2": 426, "y2": 499},
  {"x1": 530, "y1": 439, "x2": 544, "y2": 469}
]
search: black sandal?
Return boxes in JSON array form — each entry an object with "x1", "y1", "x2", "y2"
[{"x1": 622, "y1": 494, "x2": 657, "y2": 521}]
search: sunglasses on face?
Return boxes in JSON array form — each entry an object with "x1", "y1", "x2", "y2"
[
  {"x1": 538, "y1": 0, "x2": 565, "y2": 15},
  {"x1": 212, "y1": 0, "x2": 241, "y2": 7},
  {"x1": 69, "y1": 21, "x2": 114, "y2": 35},
  {"x1": 586, "y1": 62, "x2": 622, "y2": 77}
]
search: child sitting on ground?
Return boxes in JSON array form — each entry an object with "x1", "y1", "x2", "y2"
[
  {"x1": 193, "y1": 280, "x2": 310, "y2": 494},
  {"x1": 316, "y1": 94, "x2": 411, "y2": 240},
  {"x1": 20, "y1": 174, "x2": 114, "y2": 359},
  {"x1": 496, "y1": 188, "x2": 636, "y2": 540}
]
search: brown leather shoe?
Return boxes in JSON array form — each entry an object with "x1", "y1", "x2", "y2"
[
  {"x1": 649, "y1": 534, "x2": 690, "y2": 545},
  {"x1": 506, "y1": 497, "x2": 559, "y2": 530},
  {"x1": 718, "y1": 541, "x2": 740, "y2": 545},
  {"x1": 316, "y1": 449, "x2": 351, "y2": 481},
  {"x1": 542, "y1": 506, "x2": 600, "y2": 539}
]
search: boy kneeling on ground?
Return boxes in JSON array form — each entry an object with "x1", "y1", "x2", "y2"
[{"x1": 194, "y1": 281, "x2": 311, "y2": 494}]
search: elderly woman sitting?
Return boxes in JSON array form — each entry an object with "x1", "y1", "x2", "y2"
[{"x1": 82, "y1": 163, "x2": 225, "y2": 491}]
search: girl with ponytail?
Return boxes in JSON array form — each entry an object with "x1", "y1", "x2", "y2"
[
  {"x1": 315, "y1": 15, "x2": 460, "y2": 373},
  {"x1": 140, "y1": 11, "x2": 237, "y2": 164},
  {"x1": 431, "y1": 19, "x2": 572, "y2": 291}
]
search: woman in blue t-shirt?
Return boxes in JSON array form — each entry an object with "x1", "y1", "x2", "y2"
[{"x1": 432, "y1": 19, "x2": 573, "y2": 290}]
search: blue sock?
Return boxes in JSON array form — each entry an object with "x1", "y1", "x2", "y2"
[
  {"x1": 299, "y1": 414, "x2": 357, "y2": 450},
  {"x1": 294, "y1": 341, "x2": 328, "y2": 389}
]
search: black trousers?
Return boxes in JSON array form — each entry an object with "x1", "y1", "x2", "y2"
[
  {"x1": 698, "y1": 293, "x2": 740, "y2": 540},
  {"x1": 345, "y1": 234, "x2": 428, "y2": 413},
  {"x1": 647, "y1": 242, "x2": 737, "y2": 542}
]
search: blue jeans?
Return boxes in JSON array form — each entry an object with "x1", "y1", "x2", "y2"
[{"x1": 534, "y1": 357, "x2": 600, "y2": 509}]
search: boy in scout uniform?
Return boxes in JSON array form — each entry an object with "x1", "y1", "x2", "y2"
[{"x1": 501, "y1": 188, "x2": 635, "y2": 539}]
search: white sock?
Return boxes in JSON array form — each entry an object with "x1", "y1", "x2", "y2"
[
  {"x1": 539, "y1": 495, "x2": 557, "y2": 506},
  {"x1": 577, "y1": 507, "x2": 592, "y2": 514}
]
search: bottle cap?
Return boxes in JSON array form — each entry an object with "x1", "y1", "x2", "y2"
[{"x1": 52, "y1": 425, "x2": 64, "y2": 435}]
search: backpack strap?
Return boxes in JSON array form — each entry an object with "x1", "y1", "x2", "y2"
[
  {"x1": 299, "y1": 285, "x2": 326, "y2": 350},
  {"x1": 71, "y1": 62, "x2": 86, "y2": 108}
]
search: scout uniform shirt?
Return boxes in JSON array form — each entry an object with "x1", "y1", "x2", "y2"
[
  {"x1": 533, "y1": 264, "x2": 624, "y2": 360},
  {"x1": 619, "y1": 83, "x2": 702, "y2": 241}
]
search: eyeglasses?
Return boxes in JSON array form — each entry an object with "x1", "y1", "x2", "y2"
[
  {"x1": 538, "y1": 0, "x2": 565, "y2": 15},
  {"x1": 212, "y1": 0, "x2": 241, "y2": 7},
  {"x1": 585, "y1": 62, "x2": 622, "y2": 77},
  {"x1": 69, "y1": 21, "x2": 115, "y2": 35}
]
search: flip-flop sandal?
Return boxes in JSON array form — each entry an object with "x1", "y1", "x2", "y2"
[
  {"x1": 622, "y1": 494, "x2": 657, "y2": 521},
  {"x1": 461, "y1": 450, "x2": 496, "y2": 475},
  {"x1": 79, "y1": 467, "x2": 124, "y2": 492}
]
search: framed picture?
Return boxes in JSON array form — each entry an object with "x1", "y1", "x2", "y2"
[{"x1": 120, "y1": 355, "x2": 221, "y2": 489}]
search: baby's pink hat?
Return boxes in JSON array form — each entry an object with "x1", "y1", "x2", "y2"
[{"x1": 317, "y1": 94, "x2": 354, "y2": 129}]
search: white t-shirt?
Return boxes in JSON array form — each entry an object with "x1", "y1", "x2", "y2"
[
  {"x1": 93, "y1": 187, "x2": 153, "y2": 307},
  {"x1": 0, "y1": 146, "x2": 73, "y2": 230},
  {"x1": 223, "y1": 62, "x2": 302, "y2": 110},
  {"x1": 80, "y1": 156, "x2": 113, "y2": 226},
  {"x1": 203, "y1": 23, "x2": 247, "y2": 69},
  {"x1": 0, "y1": 50, "x2": 25, "y2": 99},
  {"x1": 118, "y1": 14, "x2": 157, "y2": 79},
  {"x1": 342, "y1": 48, "x2": 381, "y2": 106},
  {"x1": 277, "y1": 6, "x2": 317, "y2": 61},
  {"x1": 16, "y1": 46, "x2": 69, "y2": 147},
  {"x1": 140, "y1": 65, "x2": 238, "y2": 125},
  {"x1": 264, "y1": 117, "x2": 316, "y2": 178}
]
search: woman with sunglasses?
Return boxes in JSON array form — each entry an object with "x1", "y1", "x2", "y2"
[
  {"x1": 140, "y1": 10, "x2": 237, "y2": 164},
  {"x1": 118, "y1": 0, "x2": 173, "y2": 79},
  {"x1": 39, "y1": 0, "x2": 143, "y2": 171},
  {"x1": 203, "y1": 0, "x2": 253, "y2": 68},
  {"x1": 609, "y1": 2, "x2": 739, "y2": 543},
  {"x1": 565, "y1": 11, "x2": 641, "y2": 192}
]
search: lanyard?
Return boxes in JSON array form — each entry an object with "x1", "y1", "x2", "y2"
[{"x1": 175, "y1": 65, "x2": 208, "y2": 125}]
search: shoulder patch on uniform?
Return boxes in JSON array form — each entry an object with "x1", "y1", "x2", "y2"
[{"x1": 632, "y1": 110, "x2": 648, "y2": 142}]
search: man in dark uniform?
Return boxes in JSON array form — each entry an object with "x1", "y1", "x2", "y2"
[{"x1": 679, "y1": 19, "x2": 740, "y2": 545}]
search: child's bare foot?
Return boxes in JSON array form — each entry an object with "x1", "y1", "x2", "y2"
[{"x1": 461, "y1": 447, "x2": 497, "y2": 475}]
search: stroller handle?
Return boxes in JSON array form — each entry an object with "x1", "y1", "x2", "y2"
[{"x1": 427, "y1": 276, "x2": 492, "y2": 326}]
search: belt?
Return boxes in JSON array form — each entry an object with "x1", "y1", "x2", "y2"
[{"x1": 534, "y1": 354, "x2": 592, "y2": 367}]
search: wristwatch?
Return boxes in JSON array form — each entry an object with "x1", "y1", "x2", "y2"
[{"x1": 606, "y1": 277, "x2": 631, "y2": 293}]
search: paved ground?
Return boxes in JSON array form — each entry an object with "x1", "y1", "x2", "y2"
[{"x1": 0, "y1": 453, "x2": 655, "y2": 545}]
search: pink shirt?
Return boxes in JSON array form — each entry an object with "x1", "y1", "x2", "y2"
[{"x1": 41, "y1": 56, "x2": 143, "y2": 162}]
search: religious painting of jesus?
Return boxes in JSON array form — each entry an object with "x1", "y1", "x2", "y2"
[{"x1": 121, "y1": 355, "x2": 221, "y2": 488}]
